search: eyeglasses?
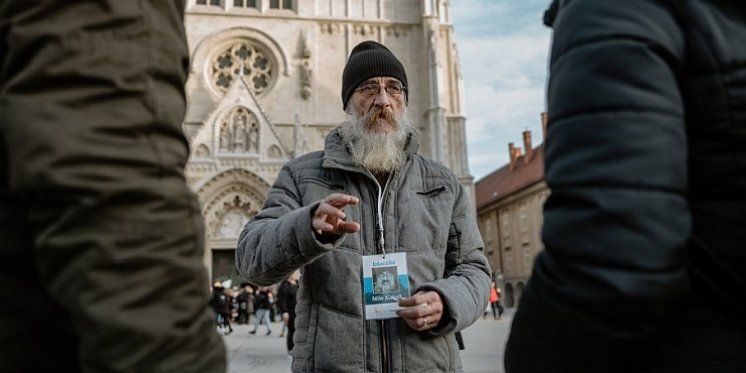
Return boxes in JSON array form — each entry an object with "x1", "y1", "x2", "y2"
[{"x1": 355, "y1": 82, "x2": 406, "y2": 97}]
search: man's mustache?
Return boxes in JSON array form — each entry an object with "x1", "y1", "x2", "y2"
[{"x1": 365, "y1": 108, "x2": 396, "y2": 128}]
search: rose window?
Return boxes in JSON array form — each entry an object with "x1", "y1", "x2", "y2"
[{"x1": 211, "y1": 41, "x2": 274, "y2": 94}]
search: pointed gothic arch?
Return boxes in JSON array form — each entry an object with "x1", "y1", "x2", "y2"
[
  {"x1": 197, "y1": 168, "x2": 271, "y2": 282},
  {"x1": 197, "y1": 168, "x2": 271, "y2": 237},
  {"x1": 216, "y1": 106, "x2": 260, "y2": 154}
]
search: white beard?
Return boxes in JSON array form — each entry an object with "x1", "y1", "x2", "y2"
[{"x1": 338, "y1": 107, "x2": 414, "y2": 174}]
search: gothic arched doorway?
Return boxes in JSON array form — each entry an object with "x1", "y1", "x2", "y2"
[{"x1": 197, "y1": 168, "x2": 270, "y2": 285}]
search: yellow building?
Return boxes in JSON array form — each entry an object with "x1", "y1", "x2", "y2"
[{"x1": 475, "y1": 116, "x2": 549, "y2": 307}]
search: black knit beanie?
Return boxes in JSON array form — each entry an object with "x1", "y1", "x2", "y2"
[{"x1": 341, "y1": 40, "x2": 408, "y2": 110}]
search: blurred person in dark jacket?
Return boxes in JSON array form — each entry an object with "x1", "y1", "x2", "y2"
[
  {"x1": 236, "y1": 283, "x2": 254, "y2": 324},
  {"x1": 210, "y1": 282, "x2": 233, "y2": 335},
  {"x1": 277, "y1": 271, "x2": 300, "y2": 353},
  {"x1": 506, "y1": 1, "x2": 746, "y2": 373},
  {"x1": 250, "y1": 286, "x2": 273, "y2": 335},
  {"x1": 0, "y1": 1, "x2": 225, "y2": 372}
]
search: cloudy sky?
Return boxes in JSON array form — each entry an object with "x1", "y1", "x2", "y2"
[{"x1": 451, "y1": 0, "x2": 553, "y2": 180}]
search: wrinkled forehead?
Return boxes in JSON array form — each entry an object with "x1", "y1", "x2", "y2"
[{"x1": 361, "y1": 76, "x2": 403, "y2": 86}]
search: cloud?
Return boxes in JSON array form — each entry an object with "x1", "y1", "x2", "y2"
[{"x1": 452, "y1": 1, "x2": 553, "y2": 179}]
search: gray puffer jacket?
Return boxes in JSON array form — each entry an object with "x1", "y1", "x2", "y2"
[{"x1": 237, "y1": 129, "x2": 491, "y2": 372}]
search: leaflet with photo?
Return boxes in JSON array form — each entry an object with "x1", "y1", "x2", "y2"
[{"x1": 362, "y1": 252, "x2": 410, "y2": 320}]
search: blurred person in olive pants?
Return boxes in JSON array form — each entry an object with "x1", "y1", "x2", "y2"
[{"x1": 0, "y1": 1, "x2": 226, "y2": 372}]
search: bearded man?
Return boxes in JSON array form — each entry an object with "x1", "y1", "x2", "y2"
[{"x1": 236, "y1": 41, "x2": 490, "y2": 372}]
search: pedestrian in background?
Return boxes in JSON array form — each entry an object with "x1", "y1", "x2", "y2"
[
  {"x1": 506, "y1": 1, "x2": 746, "y2": 372},
  {"x1": 277, "y1": 271, "x2": 300, "y2": 353},
  {"x1": 250, "y1": 286, "x2": 272, "y2": 335},
  {"x1": 236, "y1": 283, "x2": 254, "y2": 324},
  {"x1": 210, "y1": 282, "x2": 233, "y2": 335},
  {"x1": 0, "y1": 1, "x2": 225, "y2": 371},
  {"x1": 485, "y1": 282, "x2": 503, "y2": 320}
]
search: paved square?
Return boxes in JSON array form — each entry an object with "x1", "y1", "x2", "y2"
[{"x1": 223, "y1": 310, "x2": 512, "y2": 373}]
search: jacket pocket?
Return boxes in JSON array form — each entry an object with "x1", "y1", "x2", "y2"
[
  {"x1": 416, "y1": 185, "x2": 446, "y2": 197},
  {"x1": 313, "y1": 304, "x2": 364, "y2": 372},
  {"x1": 402, "y1": 329, "x2": 452, "y2": 372},
  {"x1": 299, "y1": 176, "x2": 346, "y2": 208},
  {"x1": 398, "y1": 184, "x2": 452, "y2": 253},
  {"x1": 301, "y1": 177, "x2": 345, "y2": 191}
]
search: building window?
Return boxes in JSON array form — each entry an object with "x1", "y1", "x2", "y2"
[
  {"x1": 505, "y1": 254, "x2": 514, "y2": 274},
  {"x1": 269, "y1": 0, "x2": 293, "y2": 9},
  {"x1": 519, "y1": 207, "x2": 528, "y2": 233},
  {"x1": 523, "y1": 245, "x2": 533, "y2": 273},
  {"x1": 501, "y1": 212, "x2": 511, "y2": 248},
  {"x1": 210, "y1": 39, "x2": 275, "y2": 95},
  {"x1": 484, "y1": 220, "x2": 492, "y2": 243},
  {"x1": 234, "y1": 0, "x2": 257, "y2": 7}
]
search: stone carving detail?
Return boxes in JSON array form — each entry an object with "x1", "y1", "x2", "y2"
[
  {"x1": 219, "y1": 107, "x2": 259, "y2": 153},
  {"x1": 385, "y1": 26, "x2": 410, "y2": 37},
  {"x1": 352, "y1": 24, "x2": 376, "y2": 36},
  {"x1": 214, "y1": 195, "x2": 258, "y2": 238},
  {"x1": 318, "y1": 22, "x2": 344, "y2": 34},
  {"x1": 211, "y1": 40, "x2": 274, "y2": 94},
  {"x1": 233, "y1": 112, "x2": 248, "y2": 152},
  {"x1": 317, "y1": 23, "x2": 407, "y2": 37},
  {"x1": 218, "y1": 210, "x2": 249, "y2": 238},
  {"x1": 195, "y1": 144, "x2": 210, "y2": 158},
  {"x1": 300, "y1": 61, "x2": 312, "y2": 99},
  {"x1": 267, "y1": 144, "x2": 283, "y2": 158},
  {"x1": 429, "y1": 30, "x2": 438, "y2": 54},
  {"x1": 219, "y1": 122, "x2": 231, "y2": 151},
  {"x1": 298, "y1": 33, "x2": 313, "y2": 100},
  {"x1": 452, "y1": 42, "x2": 463, "y2": 79}
]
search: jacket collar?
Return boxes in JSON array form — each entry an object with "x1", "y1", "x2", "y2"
[{"x1": 321, "y1": 126, "x2": 420, "y2": 173}]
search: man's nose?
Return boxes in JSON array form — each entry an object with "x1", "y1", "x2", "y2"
[{"x1": 373, "y1": 88, "x2": 392, "y2": 109}]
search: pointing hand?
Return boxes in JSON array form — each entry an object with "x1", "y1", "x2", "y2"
[{"x1": 312, "y1": 193, "x2": 361, "y2": 236}]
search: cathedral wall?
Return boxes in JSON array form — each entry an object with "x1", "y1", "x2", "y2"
[{"x1": 184, "y1": 12, "x2": 433, "y2": 152}]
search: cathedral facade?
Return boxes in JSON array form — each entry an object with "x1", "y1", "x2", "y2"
[{"x1": 182, "y1": 0, "x2": 473, "y2": 283}]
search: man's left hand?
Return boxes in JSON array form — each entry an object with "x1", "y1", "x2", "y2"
[{"x1": 398, "y1": 291, "x2": 444, "y2": 331}]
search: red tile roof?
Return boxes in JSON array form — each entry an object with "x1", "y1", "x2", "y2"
[{"x1": 475, "y1": 145, "x2": 545, "y2": 210}]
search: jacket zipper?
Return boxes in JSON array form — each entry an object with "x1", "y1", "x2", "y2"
[
  {"x1": 324, "y1": 163, "x2": 397, "y2": 372},
  {"x1": 381, "y1": 321, "x2": 389, "y2": 373},
  {"x1": 371, "y1": 172, "x2": 393, "y2": 373},
  {"x1": 321, "y1": 145, "x2": 410, "y2": 372}
]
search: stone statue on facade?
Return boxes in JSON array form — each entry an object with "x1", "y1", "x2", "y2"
[
  {"x1": 219, "y1": 122, "x2": 231, "y2": 152},
  {"x1": 233, "y1": 112, "x2": 248, "y2": 152}
]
